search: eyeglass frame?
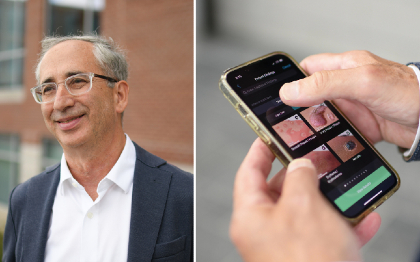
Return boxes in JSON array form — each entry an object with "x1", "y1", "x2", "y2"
[{"x1": 30, "y1": 72, "x2": 119, "y2": 104}]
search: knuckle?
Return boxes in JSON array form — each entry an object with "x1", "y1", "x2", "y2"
[
  {"x1": 229, "y1": 224, "x2": 239, "y2": 244},
  {"x1": 351, "y1": 64, "x2": 385, "y2": 99},
  {"x1": 342, "y1": 50, "x2": 374, "y2": 67},
  {"x1": 309, "y1": 71, "x2": 328, "y2": 92},
  {"x1": 229, "y1": 214, "x2": 241, "y2": 241},
  {"x1": 229, "y1": 216, "x2": 247, "y2": 247},
  {"x1": 359, "y1": 64, "x2": 382, "y2": 86},
  {"x1": 361, "y1": 63, "x2": 381, "y2": 76},
  {"x1": 356, "y1": 50, "x2": 373, "y2": 58},
  {"x1": 342, "y1": 51, "x2": 359, "y2": 64}
]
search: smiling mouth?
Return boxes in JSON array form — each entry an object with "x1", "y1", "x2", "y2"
[
  {"x1": 54, "y1": 114, "x2": 85, "y2": 131},
  {"x1": 56, "y1": 114, "x2": 84, "y2": 123}
]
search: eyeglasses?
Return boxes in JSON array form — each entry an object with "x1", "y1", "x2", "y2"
[{"x1": 30, "y1": 72, "x2": 119, "y2": 104}]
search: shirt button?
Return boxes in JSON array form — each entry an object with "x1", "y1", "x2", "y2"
[
  {"x1": 87, "y1": 212, "x2": 94, "y2": 219},
  {"x1": 72, "y1": 182, "x2": 77, "y2": 188}
]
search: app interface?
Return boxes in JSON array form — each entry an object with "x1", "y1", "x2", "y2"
[{"x1": 226, "y1": 54, "x2": 398, "y2": 217}]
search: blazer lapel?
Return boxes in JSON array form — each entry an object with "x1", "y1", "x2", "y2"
[
  {"x1": 22, "y1": 164, "x2": 60, "y2": 262},
  {"x1": 127, "y1": 143, "x2": 172, "y2": 262}
]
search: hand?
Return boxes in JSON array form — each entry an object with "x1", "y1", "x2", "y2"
[
  {"x1": 280, "y1": 51, "x2": 419, "y2": 148},
  {"x1": 230, "y1": 138, "x2": 381, "y2": 262}
]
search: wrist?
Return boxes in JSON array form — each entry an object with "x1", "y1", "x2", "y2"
[{"x1": 402, "y1": 64, "x2": 420, "y2": 161}]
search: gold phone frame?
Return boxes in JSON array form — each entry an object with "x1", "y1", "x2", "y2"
[{"x1": 219, "y1": 51, "x2": 400, "y2": 225}]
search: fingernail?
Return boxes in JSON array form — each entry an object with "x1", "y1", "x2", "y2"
[
  {"x1": 281, "y1": 81, "x2": 300, "y2": 100},
  {"x1": 287, "y1": 159, "x2": 314, "y2": 173}
]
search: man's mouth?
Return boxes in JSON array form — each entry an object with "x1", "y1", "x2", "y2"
[
  {"x1": 55, "y1": 114, "x2": 85, "y2": 130},
  {"x1": 57, "y1": 115, "x2": 83, "y2": 123}
]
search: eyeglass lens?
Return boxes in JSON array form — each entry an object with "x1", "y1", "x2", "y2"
[{"x1": 35, "y1": 74, "x2": 92, "y2": 103}]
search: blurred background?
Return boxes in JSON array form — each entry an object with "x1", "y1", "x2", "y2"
[
  {"x1": 197, "y1": 0, "x2": 420, "y2": 261},
  {"x1": 0, "y1": 0, "x2": 193, "y2": 256}
]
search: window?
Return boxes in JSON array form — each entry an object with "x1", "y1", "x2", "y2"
[
  {"x1": 42, "y1": 138, "x2": 62, "y2": 169},
  {"x1": 0, "y1": 0, "x2": 25, "y2": 91},
  {"x1": 47, "y1": 0, "x2": 104, "y2": 36},
  {"x1": 0, "y1": 134, "x2": 20, "y2": 205}
]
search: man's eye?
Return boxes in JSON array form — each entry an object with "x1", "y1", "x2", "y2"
[
  {"x1": 43, "y1": 85, "x2": 56, "y2": 94},
  {"x1": 70, "y1": 78, "x2": 89, "y2": 85}
]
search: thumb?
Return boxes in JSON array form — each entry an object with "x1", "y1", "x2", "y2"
[{"x1": 281, "y1": 159, "x2": 320, "y2": 202}]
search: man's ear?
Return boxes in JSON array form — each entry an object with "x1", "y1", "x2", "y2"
[{"x1": 114, "y1": 80, "x2": 129, "y2": 114}]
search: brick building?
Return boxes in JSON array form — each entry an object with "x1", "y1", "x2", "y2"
[{"x1": 0, "y1": 0, "x2": 193, "y2": 220}]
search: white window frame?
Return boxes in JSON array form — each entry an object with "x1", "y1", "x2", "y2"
[
  {"x1": 0, "y1": 0, "x2": 26, "y2": 104},
  {"x1": 46, "y1": 0, "x2": 104, "y2": 35}
]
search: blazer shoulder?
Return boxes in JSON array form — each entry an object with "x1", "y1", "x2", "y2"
[
  {"x1": 133, "y1": 142, "x2": 193, "y2": 196},
  {"x1": 159, "y1": 163, "x2": 193, "y2": 189},
  {"x1": 10, "y1": 163, "x2": 60, "y2": 208}
]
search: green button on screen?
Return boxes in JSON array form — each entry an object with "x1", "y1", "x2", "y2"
[{"x1": 334, "y1": 166, "x2": 391, "y2": 212}]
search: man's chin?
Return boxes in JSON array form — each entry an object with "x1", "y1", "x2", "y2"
[{"x1": 55, "y1": 133, "x2": 88, "y2": 149}]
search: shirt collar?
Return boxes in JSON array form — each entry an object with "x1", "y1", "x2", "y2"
[
  {"x1": 59, "y1": 153, "x2": 74, "y2": 195},
  {"x1": 100, "y1": 135, "x2": 136, "y2": 194},
  {"x1": 59, "y1": 134, "x2": 137, "y2": 195}
]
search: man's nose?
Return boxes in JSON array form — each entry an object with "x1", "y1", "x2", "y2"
[{"x1": 53, "y1": 84, "x2": 75, "y2": 111}]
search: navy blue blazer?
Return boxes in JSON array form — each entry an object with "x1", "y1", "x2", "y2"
[{"x1": 2, "y1": 143, "x2": 193, "y2": 262}]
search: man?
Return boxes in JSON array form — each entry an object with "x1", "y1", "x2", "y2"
[
  {"x1": 230, "y1": 51, "x2": 419, "y2": 261},
  {"x1": 2, "y1": 35, "x2": 193, "y2": 262}
]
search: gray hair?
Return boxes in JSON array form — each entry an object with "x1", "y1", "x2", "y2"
[{"x1": 35, "y1": 35, "x2": 128, "y2": 86}]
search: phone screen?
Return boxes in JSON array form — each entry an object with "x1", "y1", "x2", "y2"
[{"x1": 225, "y1": 53, "x2": 399, "y2": 218}]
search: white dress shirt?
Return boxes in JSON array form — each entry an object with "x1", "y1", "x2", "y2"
[{"x1": 45, "y1": 135, "x2": 136, "y2": 262}]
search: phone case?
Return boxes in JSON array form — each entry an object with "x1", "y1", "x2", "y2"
[{"x1": 219, "y1": 51, "x2": 400, "y2": 225}]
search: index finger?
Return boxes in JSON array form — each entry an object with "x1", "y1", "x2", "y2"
[
  {"x1": 300, "y1": 53, "x2": 345, "y2": 75},
  {"x1": 233, "y1": 138, "x2": 276, "y2": 209},
  {"x1": 300, "y1": 51, "x2": 378, "y2": 75}
]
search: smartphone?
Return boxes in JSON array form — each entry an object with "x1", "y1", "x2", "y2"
[{"x1": 219, "y1": 51, "x2": 400, "y2": 224}]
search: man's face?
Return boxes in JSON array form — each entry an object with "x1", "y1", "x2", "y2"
[{"x1": 39, "y1": 40, "x2": 118, "y2": 149}]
